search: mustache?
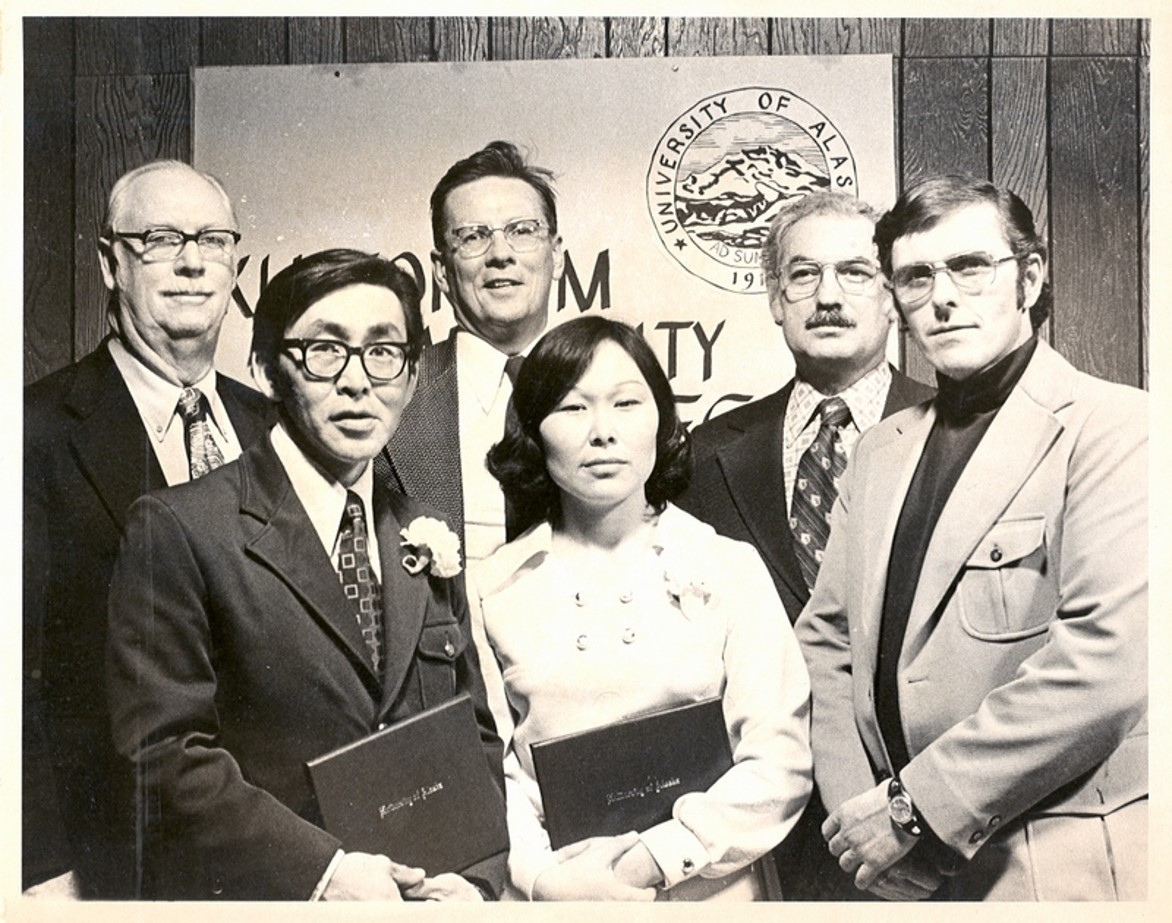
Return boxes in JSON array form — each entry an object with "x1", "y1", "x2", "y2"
[{"x1": 806, "y1": 309, "x2": 855, "y2": 330}]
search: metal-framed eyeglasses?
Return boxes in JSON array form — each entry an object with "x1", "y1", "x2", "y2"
[
  {"x1": 110, "y1": 228, "x2": 241, "y2": 263},
  {"x1": 446, "y1": 218, "x2": 551, "y2": 259},
  {"x1": 778, "y1": 259, "x2": 881, "y2": 300},
  {"x1": 281, "y1": 339, "x2": 416, "y2": 383},
  {"x1": 889, "y1": 252, "x2": 1018, "y2": 307}
]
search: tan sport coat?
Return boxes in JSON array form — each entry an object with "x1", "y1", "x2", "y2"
[{"x1": 796, "y1": 340, "x2": 1147, "y2": 897}]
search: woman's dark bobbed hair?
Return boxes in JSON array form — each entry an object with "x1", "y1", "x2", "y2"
[{"x1": 487, "y1": 316, "x2": 691, "y2": 531}]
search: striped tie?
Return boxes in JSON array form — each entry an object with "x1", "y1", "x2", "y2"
[{"x1": 178, "y1": 386, "x2": 225, "y2": 480}]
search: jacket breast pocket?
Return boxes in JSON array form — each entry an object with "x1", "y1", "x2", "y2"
[
  {"x1": 957, "y1": 516, "x2": 1056, "y2": 641},
  {"x1": 415, "y1": 622, "x2": 467, "y2": 707}
]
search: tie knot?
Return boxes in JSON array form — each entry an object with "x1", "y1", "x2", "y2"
[
  {"x1": 178, "y1": 386, "x2": 205, "y2": 421},
  {"x1": 344, "y1": 490, "x2": 366, "y2": 524},
  {"x1": 818, "y1": 397, "x2": 851, "y2": 429},
  {"x1": 504, "y1": 354, "x2": 525, "y2": 386}
]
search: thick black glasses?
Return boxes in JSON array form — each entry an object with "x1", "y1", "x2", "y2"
[
  {"x1": 281, "y1": 339, "x2": 415, "y2": 383},
  {"x1": 110, "y1": 228, "x2": 241, "y2": 263}
]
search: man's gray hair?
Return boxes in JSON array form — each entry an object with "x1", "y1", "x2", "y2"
[
  {"x1": 102, "y1": 160, "x2": 236, "y2": 236},
  {"x1": 760, "y1": 191, "x2": 881, "y2": 284}
]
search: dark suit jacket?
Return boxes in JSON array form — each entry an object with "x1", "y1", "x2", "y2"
[
  {"x1": 106, "y1": 435, "x2": 506, "y2": 900},
  {"x1": 678, "y1": 367, "x2": 935, "y2": 625},
  {"x1": 22, "y1": 339, "x2": 268, "y2": 894},
  {"x1": 376, "y1": 335, "x2": 464, "y2": 546}
]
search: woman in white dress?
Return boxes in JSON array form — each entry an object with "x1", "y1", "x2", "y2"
[{"x1": 471, "y1": 316, "x2": 812, "y2": 901}]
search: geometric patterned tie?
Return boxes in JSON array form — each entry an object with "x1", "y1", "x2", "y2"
[
  {"x1": 789, "y1": 396, "x2": 852, "y2": 592},
  {"x1": 177, "y1": 386, "x2": 225, "y2": 480},
  {"x1": 336, "y1": 491, "x2": 384, "y2": 676}
]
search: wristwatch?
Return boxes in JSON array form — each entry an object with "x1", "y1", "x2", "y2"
[{"x1": 887, "y1": 776, "x2": 924, "y2": 837}]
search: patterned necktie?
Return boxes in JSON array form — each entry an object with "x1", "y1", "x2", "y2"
[
  {"x1": 789, "y1": 397, "x2": 853, "y2": 591},
  {"x1": 177, "y1": 386, "x2": 225, "y2": 480},
  {"x1": 336, "y1": 491, "x2": 384, "y2": 675}
]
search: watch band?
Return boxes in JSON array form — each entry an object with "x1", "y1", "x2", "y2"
[{"x1": 887, "y1": 776, "x2": 924, "y2": 837}]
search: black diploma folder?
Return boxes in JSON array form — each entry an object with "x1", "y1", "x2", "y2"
[
  {"x1": 306, "y1": 693, "x2": 507, "y2": 874},
  {"x1": 531, "y1": 697, "x2": 732, "y2": 850}
]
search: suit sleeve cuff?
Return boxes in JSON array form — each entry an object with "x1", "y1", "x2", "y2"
[
  {"x1": 309, "y1": 849, "x2": 345, "y2": 901},
  {"x1": 638, "y1": 819, "x2": 709, "y2": 890}
]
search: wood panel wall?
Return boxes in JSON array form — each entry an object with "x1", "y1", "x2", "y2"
[{"x1": 24, "y1": 16, "x2": 1149, "y2": 389}]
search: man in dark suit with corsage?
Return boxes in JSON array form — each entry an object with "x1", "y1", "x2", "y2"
[
  {"x1": 106, "y1": 249, "x2": 504, "y2": 900},
  {"x1": 677, "y1": 191, "x2": 933, "y2": 900}
]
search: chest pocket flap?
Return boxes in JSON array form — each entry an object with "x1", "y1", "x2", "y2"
[{"x1": 966, "y1": 516, "x2": 1045, "y2": 569}]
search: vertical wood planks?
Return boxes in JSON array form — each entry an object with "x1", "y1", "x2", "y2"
[
  {"x1": 666, "y1": 17, "x2": 769, "y2": 56},
  {"x1": 434, "y1": 17, "x2": 489, "y2": 62},
  {"x1": 492, "y1": 17, "x2": 606, "y2": 60},
  {"x1": 74, "y1": 17, "x2": 199, "y2": 77},
  {"x1": 609, "y1": 18, "x2": 665, "y2": 57},
  {"x1": 1138, "y1": 51, "x2": 1148, "y2": 389},
  {"x1": 1049, "y1": 57, "x2": 1138, "y2": 385},
  {"x1": 288, "y1": 17, "x2": 344, "y2": 65},
  {"x1": 199, "y1": 18, "x2": 288, "y2": 67},
  {"x1": 25, "y1": 19, "x2": 76, "y2": 381},
  {"x1": 345, "y1": 18, "x2": 432, "y2": 63}
]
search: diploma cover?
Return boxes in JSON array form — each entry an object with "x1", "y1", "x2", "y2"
[
  {"x1": 306, "y1": 693, "x2": 506, "y2": 873},
  {"x1": 531, "y1": 697, "x2": 732, "y2": 850}
]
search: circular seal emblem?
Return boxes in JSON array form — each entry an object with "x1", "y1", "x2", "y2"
[{"x1": 647, "y1": 87, "x2": 858, "y2": 294}]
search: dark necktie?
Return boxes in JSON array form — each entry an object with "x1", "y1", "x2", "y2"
[
  {"x1": 177, "y1": 386, "x2": 225, "y2": 480},
  {"x1": 789, "y1": 397, "x2": 852, "y2": 591},
  {"x1": 336, "y1": 491, "x2": 384, "y2": 675},
  {"x1": 503, "y1": 355, "x2": 525, "y2": 541}
]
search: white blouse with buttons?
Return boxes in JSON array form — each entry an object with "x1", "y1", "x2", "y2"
[{"x1": 469, "y1": 504, "x2": 814, "y2": 901}]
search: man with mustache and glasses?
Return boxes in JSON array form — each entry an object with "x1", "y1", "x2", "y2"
[
  {"x1": 796, "y1": 175, "x2": 1147, "y2": 900},
  {"x1": 377, "y1": 141, "x2": 565, "y2": 564},
  {"x1": 23, "y1": 161, "x2": 268, "y2": 898},
  {"x1": 678, "y1": 191, "x2": 933, "y2": 900}
]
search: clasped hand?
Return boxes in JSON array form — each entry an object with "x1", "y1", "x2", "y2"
[
  {"x1": 322, "y1": 851, "x2": 483, "y2": 901},
  {"x1": 532, "y1": 831, "x2": 660, "y2": 901},
  {"x1": 823, "y1": 782, "x2": 944, "y2": 901}
]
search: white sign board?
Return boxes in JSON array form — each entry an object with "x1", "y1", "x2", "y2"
[{"x1": 194, "y1": 55, "x2": 895, "y2": 427}]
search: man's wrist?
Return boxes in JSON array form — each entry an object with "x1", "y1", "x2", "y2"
[{"x1": 886, "y1": 776, "x2": 924, "y2": 837}]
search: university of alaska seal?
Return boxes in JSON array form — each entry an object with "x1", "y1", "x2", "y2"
[{"x1": 647, "y1": 87, "x2": 858, "y2": 294}]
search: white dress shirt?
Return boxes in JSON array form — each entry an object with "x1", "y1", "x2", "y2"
[
  {"x1": 456, "y1": 330, "x2": 524, "y2": 563},
  {"x1": 108, "y1": 337, "x2": 243, "y2": 486}
]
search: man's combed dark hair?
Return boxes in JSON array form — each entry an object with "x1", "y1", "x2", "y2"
[
  {"x1": 487, "y1": 316, "x2": 691, "y2": 532},
  {"x1": 429, "y1": 140, "x2": 558, "y2": 250},
  {"x1": 874, "y1": 174, "x2": 1052, "y2": 329},
  {"x1": 251, "y1": 248, "x2": 424, "y2": 375}
]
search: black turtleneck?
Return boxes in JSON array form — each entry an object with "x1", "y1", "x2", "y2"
[{"x1": 875, "y1": 335, "x2": 1038, "y2": 773}]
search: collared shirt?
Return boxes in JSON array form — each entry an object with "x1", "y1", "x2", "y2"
[
  {"x1": 270, "y1": 422, "x2": 381, "y2": 579},
  {"x1": 781, "y1": 362, "x2": 891, "y2": 514},
  {"x1": 456, "y1": 329, "x2": 526, "y2": 563},
  {"x1": 108, "y1": 337, "x2": 243, "y2": 486}
]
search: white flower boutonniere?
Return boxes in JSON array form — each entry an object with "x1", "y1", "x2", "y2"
[
  {"x1": 400, "y1": 517, "x2": 462, "y2": 578},
  {"x1": 660, "y1": 547, "x2": 713, "y2": 620}
]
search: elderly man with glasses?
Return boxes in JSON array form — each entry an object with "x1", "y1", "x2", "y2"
[
  {"x1": 677, "y1": 191, "x2": 933, "y2": 901},
  {"x1": 105, "y1": 249, "x2": 505, "y2": 901},
  {"x1": 376, "y1": 140, "x2": 565, "y2": 564},
  {"x1": 23, "y1": 160, "x2": 269, "y2": 897},
  {"x1": 796, "y1": 175, "x2": 1148, "y2": 901}
]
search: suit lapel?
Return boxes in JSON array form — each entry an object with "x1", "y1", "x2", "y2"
[
  {"x1": 381, "y1": 337, "x2": 464, "y2": 535},
  {"x1": 67, "y1": 345, "x2": 167, "y2": 529},
  {"x1": 901, "y1": 349, "x2": 1068, "y2": 658},
  {"x1": 855, "y1": 406, "x2": 936, "y2": 677},
  {"x1": 373, "y1": 489, "x2": 430, "y2": 717},
  {"x1": 715, "y1": 386, "x2": 807, "y2": 606},
  {"x1": 239, "y1": 439, "x2": 381, "y2": 690}
]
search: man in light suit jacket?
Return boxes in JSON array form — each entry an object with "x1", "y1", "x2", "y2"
[
  {"x1": 677, "y1": 192, "x2": 933, "y2": 901},
  {"x1": 106, "y1": 250, "x2": 505, "y2": 900},
  {"x1": 796, "y1": 175, "x2": 1147, "y2": 901},
  {"x1": 377, "y1": 141, "x2": 564, "y2": 564},
  {"x1": 23, "y1": 161, "x2": 268, "y2": 896}
]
